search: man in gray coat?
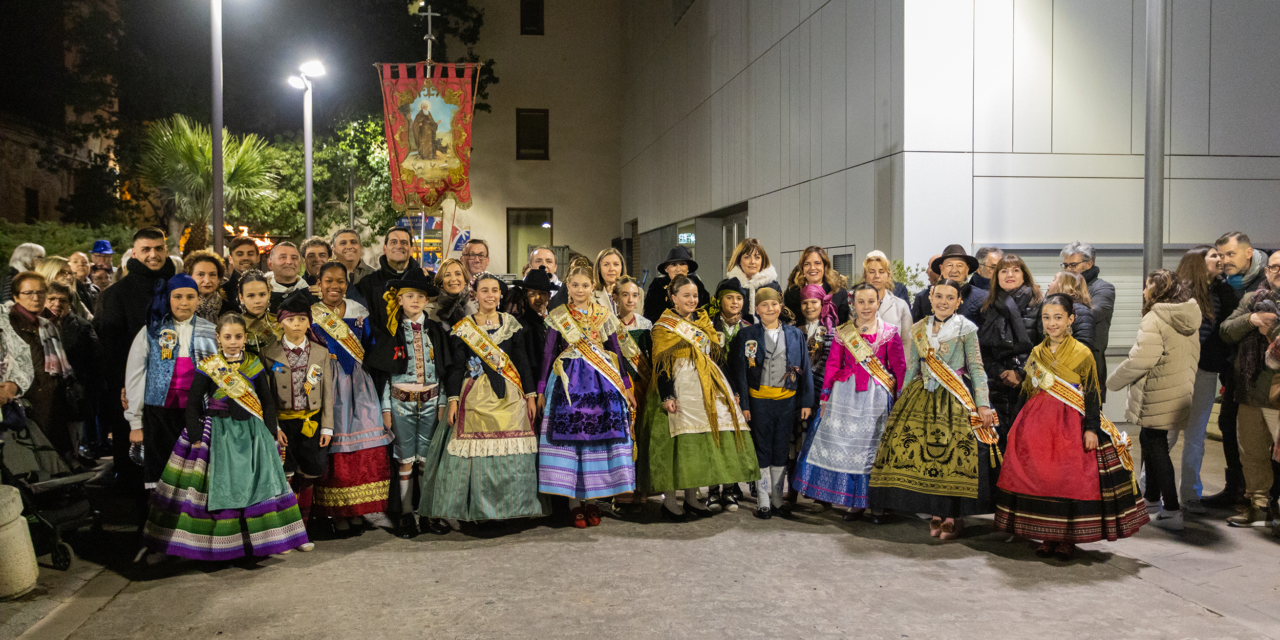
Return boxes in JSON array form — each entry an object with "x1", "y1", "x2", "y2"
[{"x1": 1062, "y1": 241, "x2": 1116, "y2": 397}]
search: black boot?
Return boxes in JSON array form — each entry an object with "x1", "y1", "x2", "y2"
[
  {"x1": 1202, "y1": 469, "x2": 1247, "y2": 508},
  {"x1": 397, "y1": 513, "x2": 419, "y2": 539}
]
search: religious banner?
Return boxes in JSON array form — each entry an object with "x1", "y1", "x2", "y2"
[{"x1": 376, "y1": 62, "x2": 479, "y2": 214}]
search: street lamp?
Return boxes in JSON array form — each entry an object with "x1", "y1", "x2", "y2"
[
  {"x1": 211, "y1": 0, "x2": 225, "y2": 254},
  {"x1": 289, "y1": 61, "x2": 325, "y2": 238}
]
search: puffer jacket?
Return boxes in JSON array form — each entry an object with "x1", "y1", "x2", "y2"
[{"x1": 1106, "y1": 300, "x2": 1201, "y2": 430}]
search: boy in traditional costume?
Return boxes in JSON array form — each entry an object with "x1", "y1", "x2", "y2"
[
  {"x1": 707, "y1": 278, "x2": 751, "y2": 511},
  {"x1": 994, "y1": 293, "x2": 1148, "y2": 559},
  {"x1": 536, "y1": 266, "x2": 635, "y2": 528},
  {"x1": 637, "y1": 275, "x2": 760, "y2": 522},
  {"x1": 368, "y1": 269, "x2": 451, "y2": 537},
  {"x1": 794, "y1": 283, "x2": 906, "y2": 523},
  {"x1": 869, "y1": 279, "x2": 998, "y2": 540},
  {"x1": 262, "y1": 289, "x2": 334, "y2": 531},
  {"x1": 729, "y1": 286, "x2": 813, "y2": 519},
  {"x1": 143, "y1": 313, "x2": 311, "y2": 559},
  {"x1": 309, "y1": 262, "x2": 394, "y2": 538}
]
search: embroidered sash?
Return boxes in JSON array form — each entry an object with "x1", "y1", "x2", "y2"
[
  {"x1": 198, "y1": 354, "x2": 264, "y2": 421},
  {"x1": 453, "y1": 317, "x2": 523, "y2": 392},
  {"x1": 546, "y1": 305, "x2": 628, "y2": 401},
  {"x1": 1026, "y1": 358, "x2": 1136, "y2": 484},
  {"x1": 655, "y1": 313, "x2": 717, "y2": 352},
  {"x1": 912, "y1": 329, "x2": 1000, "y2": 448},
  {"x1": 835, "y1": 322, "x2": 896, "y2": 397},
  {"x1": 312, "y1": 303, "x2": 364, "y2": 362},
  {"x1": 617, "y1": 328, "x2": 648, "y2": 373}
]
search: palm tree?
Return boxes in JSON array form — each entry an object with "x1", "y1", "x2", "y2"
[{"x1": 137, "y1": 114, "x2": 277, "y2": 254}]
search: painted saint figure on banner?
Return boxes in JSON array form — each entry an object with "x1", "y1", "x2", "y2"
[{"x1": 399, "y1": 85, "x2": 462, "y2": 180}]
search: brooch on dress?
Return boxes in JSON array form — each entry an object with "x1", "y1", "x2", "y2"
[
  {"x1": 467, "y1": 356, "x2": 483, "y2": 378},
  {"x1": 745, "y1": 340, "x2": 758, "y2": 368},
  {"x1": 158, "y1": 329, "x2": 178, "y2": 360}
]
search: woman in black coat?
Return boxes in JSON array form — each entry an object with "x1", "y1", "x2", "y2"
[
  {"x1": 977, "y1": 255, "x2": 1043, "y2": 431},
  {"x1": 642, "y1": 247, "x2": 709, "y2": 322}
]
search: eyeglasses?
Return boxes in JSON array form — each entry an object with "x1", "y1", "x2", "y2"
[
  {"x1": 1265, "y1": 264, "x2": 1280, "y2": 275},
  {"x1": 17, "y1": 289, "x2": 47, "y2": 298},
  {"x1": 1061, "y1": 260, "x2": 1086, "y2": 270},
  {"x1": 463, "y1": 252, "x2": 488, "y2": 259}
]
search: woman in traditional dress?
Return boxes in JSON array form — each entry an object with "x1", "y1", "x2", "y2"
[
  {"x1": 869, "y1": 279, "x2": 998, "y2": 540},
  {"x1": 787, "y1": 284, "x2": 838, "y2": 511},
  {"x1": 536, "y1": 266, "x2": 636, "y2": 527},
  {"x1": 144, "y1": 313, "x2": 311, "y2": 560},
  {"x1": 637, "y1": 275, "x2": 759, "y2": 521},
  {"x1": 995, "y1": 294, "x2": 1148, "y2": 559},
  {"x1": 185, "y1": 250, "x2": 237, "y2": 323},
  {"x1": 309, "y1": 261, "x2": 392, "y2": 536},
  {"x1": 237, "y1": 270, "x2": 279, "y2": 357},
  {"x1": 611, "y1": 276, "x2": 652, "y2": 513},
  {"x1": 423, "y1": 272, "x2": 543, "y2": 523},
  {"x1": 724, "y1": 238, "x2": 780, "y2": 323},
  {"x1": 795, "y1": 283, "x2": 906, "y2": 523}
]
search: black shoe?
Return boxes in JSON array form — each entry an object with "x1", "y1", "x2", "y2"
[
  {"x1": 867, "y1": 512, "x2": 897, "y2": 525},
  {"x1": 684, "y1": 502, "x2": 714, "y2": 518},
  {"x1": 721, "y1": 493, "x2": 740, "y2": 512},
  {"x1": 843, "y1": 508, "x2": 865, "y2": 522},
  {"x1": 754, "y1": 507, "x2": 772, "y2": 520},
  {"x1": 1202, "y1": 472, "x2": 1248, "y2": 508},
  {"x1": 727, "y1": 483, "x2": 744, "y2": 499},
  {"x1": 423, "y1": 517, "x2": 451, "y2": 535},
  {"x1": 707, "y1": 488, "x2": 724, "y2": 513},
  {"x1": 774, "y1": 503, "x2": 794, "y2": 519},
  {"x1": 397, "y1": 513, "x2": 419, "y2": 539},
  {"x1": 660, "y1": 504, "x2": 688, "y2": 522}
]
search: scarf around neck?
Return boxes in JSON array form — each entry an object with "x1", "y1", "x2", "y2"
[{"x1": 10, "y1": 304, "x2": 72, "y2": 377}]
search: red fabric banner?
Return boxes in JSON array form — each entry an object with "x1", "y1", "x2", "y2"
[{"x1": 376, "y1": 62, "x2": 477, "y2": 212}]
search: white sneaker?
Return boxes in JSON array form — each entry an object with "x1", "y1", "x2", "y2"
[
  {"x1": 1183, "y1": 500, "x2": 1208, "y2": 515},
  {"x1": 1151, "y1": 509, "x2": 1185, "y2": 531},
  {"x1": 1144, "y1": 499, "x2": 1162, "y2": 514},
  {"x1": 298, "y1": 542, "x2": 316, "y2": 552}
]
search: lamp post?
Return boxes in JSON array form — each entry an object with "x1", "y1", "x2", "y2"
[
  {"x1": 211, "y1": 0, "x2": 224, "y2": 254},
  {"x1": 289, "y1": 60, "x2": 326, "y2": 239}
]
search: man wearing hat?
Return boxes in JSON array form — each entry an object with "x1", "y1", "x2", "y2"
[
  {"x1": 910, "y1": 245, "x2": 989, "y2": 325},
  {"x1": 364, "y1": 269, "x2": 450, "y2": 537},
  {"x1": 263, "y1": 289, "x2": 335, "y2": 527},
  {"x1": 90, "y1": 239, "x2": 115, "y2": 271},
  {"x1": 513, "y1": 267, "x2": 559, "y2": 376},
  {"x1": 642, "y1": 246, "x2": 710, "y2": 323}
]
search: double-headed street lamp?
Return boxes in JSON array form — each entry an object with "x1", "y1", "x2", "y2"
[{"x1": 289, "y1": 60, "x2": 326, "y2": 238}]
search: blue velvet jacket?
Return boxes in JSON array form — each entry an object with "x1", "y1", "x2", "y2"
[{"x1": 728, "y1": 322, "x2": 814, "y2": 414}]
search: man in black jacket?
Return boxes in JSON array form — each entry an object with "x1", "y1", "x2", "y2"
[
  {"x1": 911, "y1": 245, "x2": 988, "y2": 325},
  {"x1": 94, "y1": 227, "x2": 176, "y2": 488},
  {"x1": 355, "y1": 227, "x2": 424, "y2": 343},
  {"x1": 1061, "y1": 241, "x2": 1115, "y2": 397},
  {"x1": 222, "y1": 235, "x2": 262, "y2": 303}
]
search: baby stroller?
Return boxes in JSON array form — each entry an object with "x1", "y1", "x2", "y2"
[{"x1": 1, "y1": 400, "x2": 104, "y2": 570}]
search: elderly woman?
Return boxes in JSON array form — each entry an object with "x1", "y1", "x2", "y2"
[
  {"x1": 185, "y1": 249, "x2": 237, "y2": 323},
  {"x1": 36, "y1": 256, "x2": 91, "y2": 319},
  {"x1": 46, "y1": 282, "x2": 103, "y2": 460},
  {"x1": 862, "y1": 251, "x2": 912, "y2": 339},
  {"x1": 2, "y1": 243, "x2": 45, "y2": 304},
  {"x1": 5, "y1": 272, "x2": 78, "y2": 466}
]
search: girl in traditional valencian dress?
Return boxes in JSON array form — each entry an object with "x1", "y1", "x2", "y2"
[
  {"x1": 869, "y1": 279, "x2": 998, "y2": 540},
  {"x1": 423, "y1": 273, "x2": 543, "y2": 522},
  {"x1": 536, "y1": 266, "x2": 636, "y2": 527},
  {"x1": 237, "y1": 270, "x2": 280, "y2": 357},
  {"x1": 611, "y1": 276, "x2": 652, "y2": 513},
  {"x1": 309, "y1": 262, "x2": 393, "y2": 537},
  {"x1": 995, "y1": 293, "x2": 1148, "y2": 560},
  {"x1": 144, "y1": 313, "x2": 310, "y2": 559},
  {"x1": 637, "y1": 275, "x2": 760, "y2": 522},
  {"x1": 794, "y1": 283, "x2": 906, "y2": 523}
]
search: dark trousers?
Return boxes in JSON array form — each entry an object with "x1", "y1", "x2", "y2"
[
  {"x1": 142, "y1": 406, "x2": 185, "y2": 486},
  {"x1": 1219, "y1": 372, "x2": 1243, "y2": 477},
  {"x1": 279, "y1": 418, "x2": 327, "y2": 478},
  {"x1": 107, "y1": 384, "x2": 143, "y2": 488},
  {"x1": 749, "y1": 395, "x2": 796, "y2": 468},
  {"x1": 1141, "y1": 427, "x2": 1181, "y2": 512}
]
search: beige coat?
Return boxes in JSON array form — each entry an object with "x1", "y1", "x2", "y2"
[{"x1": 1107, "y1": 299, "x2": 1201, "y2": 430}]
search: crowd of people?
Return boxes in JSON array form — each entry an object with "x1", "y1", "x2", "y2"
[{"x1": 0, "y1": 224, "x2": 1277, "y2": 564}]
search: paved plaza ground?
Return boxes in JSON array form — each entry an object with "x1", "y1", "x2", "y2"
[{"x1": 8, "y1": 426, "x2": 1280, "y2": 640}]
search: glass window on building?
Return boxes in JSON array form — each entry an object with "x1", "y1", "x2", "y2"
[
  {"x1": 516, "y1": 109, "x2": 549, "y2": 160},
  {"x1": 508, "y1": 208, "x2": 552, "y2": 273}
]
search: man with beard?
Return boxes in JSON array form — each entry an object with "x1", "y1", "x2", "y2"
[
  {"x1": 355, "y1": 226, "x2": 422, "y2": 345},
  {"x1": 222, "y1": 236, "x2": 262, "y2": 303},
  {"x1": 94, "y1": 227, "x2": 176, "y2": 490}
]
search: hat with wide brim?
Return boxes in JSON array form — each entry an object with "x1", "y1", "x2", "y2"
[
  {"x1": 389, "y1": 269, "x2": 440, "y2": 296},
  {"x1": 658, "y1": 246, "x2": 699, "y2": 274},
  {"x1": 930, "y1": 244, "x2": 979, "y2": 274},
  {"x1": 513, "y1": 266, "x2": 559, "y2": 292}
]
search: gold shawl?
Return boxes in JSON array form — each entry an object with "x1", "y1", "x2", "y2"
[
  {"x1": 651, "y1": 308, "x2": 743, "y2": 447},
  {"x1": 1023, "y1": 335, "x2": 1099, "y2": 400}
]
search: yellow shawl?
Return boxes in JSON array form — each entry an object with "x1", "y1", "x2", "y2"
[
  {"x1": 1023, "y1": 335, "x2": 1099, "y2": 400},
  {"x1": 651, "y1": 308, "x2": 744, "y2": 448}
]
